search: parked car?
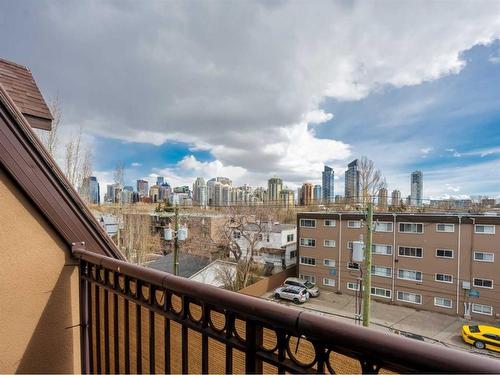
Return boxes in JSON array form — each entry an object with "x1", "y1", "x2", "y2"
[
  {"x1": 462, "y1": 325, "x2": 500, "y2": 352},
  {"x1": 274, "y1": 285, "x2": 309, "y2": 304},
  {"x1": 283, "y1": 277, "x2": 320, "y2": 297}
]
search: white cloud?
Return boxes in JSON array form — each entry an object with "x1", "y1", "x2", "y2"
[
  {"x1": 304, "y1": 110, "x2": 334, "y2": 125},
  {"x1": 445, "y1": 148, "x2": 462, "y2": 157},
  {"x1": 131, "y1": 162, "x2": 142, "y2": 167},
  {"x1": 420, "y1": 147, "x2": 432, "y2": 157}
]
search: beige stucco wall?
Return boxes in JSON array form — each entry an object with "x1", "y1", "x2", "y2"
[{"x1": 0, "y1": 168, "x2": 81, "y2": 373}]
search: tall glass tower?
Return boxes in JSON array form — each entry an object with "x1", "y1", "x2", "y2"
[{"x1": 322, "y1": 165, "x2": 335, "y2": 204}]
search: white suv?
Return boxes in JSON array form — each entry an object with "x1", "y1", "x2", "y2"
[
  {"x1": 283, "y1": 277, "x2": 320, "y2": 297},
  {"x1": 274, "y1": 285, "x2": 309, "y2": 304}
]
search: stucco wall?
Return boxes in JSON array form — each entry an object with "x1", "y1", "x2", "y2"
[{"x1": 0, "y1": 169, "x2": 81, "y2": 373}]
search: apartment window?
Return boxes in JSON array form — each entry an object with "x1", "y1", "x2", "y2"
[
  {"x1": 323, "y1": 278, "x2": 336, "y2": 287},
  {"x1": 289, "y1": 250, "x2": 297, "y2": 259},
  {"x1": 398, "y1": 246, "x2": 423, "y2": 258},
  {"x1": 473, "y1": 278, "x2": 493, "y2": 289},
  {"x1": 371, "y1": 265, "x2": 392, "y2": 278},
  {"x1": 371, "y1": 287, "x2": 391, "y2": 299},
  {"x1": 324, "y1": 239, "x2": 336, "y2": 248},
  {"x1": 472, "y1": 303, "x2": 493, "y2": 316},
  {"x1": 435, "y1": 273, "x2": 453, "y2": 283},
  {"x1": 434, "y1": 297, "x2": 452, "y2": 309},
  {"x1": 299, "y1": 274, "x2": 316, "y2": 284},
  {"x1": 375, "y1": 222, "x2": 393, "y2": 232},
  {"x1": 300, "y1": 238, "x2": 316, "y2": 247},
  {"x1": 347, "y1": 262, "x2": 360, "y2": 270},
  {"x1": 323, "y1": 259, "x2": 336, "y2": 267},
  {"x1": 399, "y1": 222, "x2": 423, "y2": 233},
  {"x1": 474, "y1": 251, "x2": 494, "y2": 262},
  {"x1": 348, "y1": 220, "x2": 362, "y2": 228},
  {"x1": 436, "y1": 223, "x2": 455, "y2": 233},
  {"x1": 436, "y1": 249, "x2": 454, "y2": 258},
  {"x1": 300, "y1": 257, "x2": 316, "y2": 266},
  {"x1": 286, "y1": 234, "x2": 294, "y2": 242},
  {"x1": 300, "y1": 219, "x2": 316, "y2": 228},
  {"x1": 347, "y1": 282, "x2": 360, "y2": 291},
  {"x1": 324, "y1": 219, "x2": 336, "y2": 227},
  {"x1": 475, "y1": 224, "x2": 495, "y2": 234},
  {"x1": 398, "y1": 269, "x2": 422, "y2": 282},
  {"x1": 372, "y1": 244, "x2": 392, "y2": 255},
  {"x1": 397, "y1": 291, "x2": 422, "y2": 304}
]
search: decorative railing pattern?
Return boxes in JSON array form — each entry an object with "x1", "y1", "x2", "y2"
[{"x1": 73, "y1": 244, "x2": 500, "y2": 374}]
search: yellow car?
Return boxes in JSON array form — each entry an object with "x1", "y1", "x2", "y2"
[{"x1": 462, "y1": 325, "x2": 500, "y2": 352}]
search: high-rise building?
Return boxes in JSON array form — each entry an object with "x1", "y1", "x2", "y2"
[
  {"x1": 267, "y1": 177, "x2": 283, "y2": 205},
  {"x1": 313, "y1": 185, "x2": 322, "y2": 203},
  {"x1": 410, "y1": 171, "x2": 423, "y2": 206},
  {"x1": 300, "y1": 183, "x2": 314, "y2": 206},
  {"x1": 106, "y1": 184, "x2": 115, "y2": 203},
  {"x1": 280, "y1": 189, "x2": 295, "y2": 207},
  {"x1": 79, "y1": 176, "x2": 100, "y2": 205},
  {"x1": 149, "y1": 185, "x2": 160, "y2": 203},
  {"x1": 156, "y1": 176, "x2": 165, "y2": 186},
  {"x1": 378, "y1": 187, "x2": 388, "y2": 209},
  {"x1": 391, "y1": 190, "x2": 401, "y2": 207},
  {"x1": 345, "y1": 159, "x2": 360, "y2": 203},
  {"x1": 322, "y1": 165, "x2": 334, "y2": 204},
  {"x1": 193, "y1": 177, "x2": 207, "y2": 206},
  {"x1": 137, "y1": 179, "x2": 149, "y2": 197}
]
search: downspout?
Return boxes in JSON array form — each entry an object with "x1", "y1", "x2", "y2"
[
  {"x1": 456, "y1": 216, "x2": 461, "y2": 315},
  {"x1": 392, "y1": 213, "x2": 396, "y2": 302},
  {"x1": 337, "y1": 213, "x2": 342, "y2": 293}
]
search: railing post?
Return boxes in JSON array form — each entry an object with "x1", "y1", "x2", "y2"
[
  {"x1": 245, "y1": 320, "x2": 263, "y2": 374},
  {"x1": 74, "y1": 242, "x2": 90, "y2": 374}
]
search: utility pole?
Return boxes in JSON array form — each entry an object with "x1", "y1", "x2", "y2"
[
  {"x1": 362, "y1": 201, "x2": 374, "y2": 327},
  {"x1": 173, "y1": 205, "x2": 179, "y2": 276}
]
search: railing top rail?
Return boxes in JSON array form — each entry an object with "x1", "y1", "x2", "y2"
[{"x1": 73, "y1": 247, "x2": 500, "y2": 373}]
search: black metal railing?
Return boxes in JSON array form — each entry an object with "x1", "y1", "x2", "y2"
[{"x1": 73, "y1": 244, "x2": 500, "y2": 374}]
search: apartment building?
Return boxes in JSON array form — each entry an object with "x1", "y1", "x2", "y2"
[{"x1": 297, "y1": 212, "x2": 500, "y2": 322}]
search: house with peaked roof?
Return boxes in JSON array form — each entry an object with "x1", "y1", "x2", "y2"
[{"x1": 1, "y1": 57, "x2": 498, "y2": 374}]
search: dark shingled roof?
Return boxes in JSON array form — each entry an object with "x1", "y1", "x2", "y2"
[
  {"x1": 0, "y1": 58, "x2": 52, "y2": 130},
  {"x1": 146, "y1": 253, "x2": 211, "y2": 278}
]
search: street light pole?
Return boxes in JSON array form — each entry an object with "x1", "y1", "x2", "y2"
[{"x1": 362, "y1": 201, "x2": 374, "y2": 327}]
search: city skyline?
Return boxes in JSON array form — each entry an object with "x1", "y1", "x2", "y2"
[{"x1": 3, "y1": 2, "x2": 500, "y2": 200}]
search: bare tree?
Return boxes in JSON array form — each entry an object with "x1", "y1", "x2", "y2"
[
  {"x1": 37, "y1": 97, "x2": 61, "y2": 158},
  {"x1": 214, "y1": 260, "x2": 260, "y2": 291},
  {"x1": 121, "y1": 211, "x2": 161, "y2": 265},
  {"x1": 359, "y1": 156, "x2": 387, "y2": 206}
]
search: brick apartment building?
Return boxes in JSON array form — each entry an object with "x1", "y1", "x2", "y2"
[{"x1": 297, "y1": 212, "x2": 500, "y2": 322}]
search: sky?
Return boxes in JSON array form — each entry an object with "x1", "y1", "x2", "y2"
[{"x1": 1, "y1": 1, "x2": 500, "y2": 200}]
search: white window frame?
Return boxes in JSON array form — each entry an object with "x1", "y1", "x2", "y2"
[
  {"x1": 299, "y1": 274, "x2": 316, "y2": 284},
  {"x1": 398, "y1": 246, "x2": 423, "y2": 258},
  {"x1": 323, "y1": 278, "x2": 336, "y2": 287},
  {"x1": 299, "y1": 256, "x2": 316, "y2": 266},
  {"x1": 434, "y1": 297, "x2": 452, "y2": 309},
  {"x1": 473, "y1": 251, "x2": 495, "y2": 262},
  {"x1": 347, "y1": 282, "x2": 360, "y2": 291},
  {"x1": 372, "y1": 244, "x2": 392, "y2": 255},
  {"x1": 286, "y1": 233, "x2": 294, "y2": 242},
  {"x1": 473, "y1": 278, "x2": 493, "y2": 289},
  {"x1": 347, "y1": 220, "x2": 362, "y2": 228},
  {"x1": 323, "y1": 239, "x2": 336, "y2": 248},
  {"x1": 399, "y1": 222, "x2": 424, "y2": 234},
  {"x1": 323, "y1": 259, "x2": 336, "y2": 267},
  {"x1": 474, "y1": 224, "x2": 495, "y2": 234},
  {"x1": 300, "y1": 238, "x2": 316, "y2": 247},
  {"x1": 371, "y1": 286, "x2": 391, "y2": 299},
  {"x1": 375, "y1": 221, "x2": 393, "y2": 232},
  {"x1": 299, "y1": 219, "x2": 316, "y2": 228},
  {"x1": 436, "y1": 223, "x2": 455, "y2": 233},
  {"x1": 324, "y1": 219, "x2": 336, "y2": 227},
  {"x1": 397, "y1": 290, "x2": 422, "y2": 305},
  {"x1": 435, "y1": 273, "x2": 453, "y2": 284},
  {"x1": 435, "y1": 249, "x2": 454, "y2": 259},
  {"x1": 472, "y1": 303, "x2": 493, "y2": 316},
  {"x1": 371, "y1": 265, "x2": 392, "y2": 278},
  {"x1": 397, "y1": 268, "x2": 423, "y2": 282}
]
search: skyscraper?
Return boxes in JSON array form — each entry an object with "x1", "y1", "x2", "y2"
[
  {"x1": 322, "y1": 165, "x2": 334, "y2": 204},
  {"x1": 300, "y1": 183, "x2": 314, "y2": 206},
  {"x1": 80, "y1": 176, "x2": 100, "y2": 204},
  {"x1": 378, "y1": 187, "x2": 388, "y2": 209},
  {"x1": 313, "y1": 185, "x2": 322, "y2": 203},
  {"x1": 267, "y1": 177, "x2": 283, "y2": 205},
  {"x1": 279, "y1": 189, "x2": 295, "y2": 207},
  {"x1": 156, "y1": 176, "x2": 165, "y2": 186},
  {"x1": 137, "y1": 179, "x2": 149, "y2": 197},
  {"x1": 410, "y1": 171, "x2": 423, "y2": 206},
  {"x1": 391, "y1": 189, "x2": 401, "y2": 207},
  {"x1": 193, "y1": 177, "x2": 207, "y2": 206},
  {"x1": 345, "y1": 159, "x2": 360, "y2": 203}
]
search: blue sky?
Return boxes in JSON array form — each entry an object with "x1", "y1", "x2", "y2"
[{"x1": 1, "y1": 1, "x2": 500, "y2": 199}]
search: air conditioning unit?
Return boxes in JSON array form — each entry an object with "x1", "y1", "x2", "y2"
[{"x1": 462, "y1": 281, "x2": 471, "y2": 290}]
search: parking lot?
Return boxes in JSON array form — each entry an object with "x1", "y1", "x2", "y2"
[{"x1": 263, "y1": 288, "x2": 500, "y2": 359}]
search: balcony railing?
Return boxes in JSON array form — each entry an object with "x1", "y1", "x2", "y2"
[{"x1": 73, "y1": 244, "x2": 500, "y2": 374}]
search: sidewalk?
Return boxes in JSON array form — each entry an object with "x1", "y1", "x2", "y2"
[{"x1": 262, "y1": 289, "x2": 500, "y2": 359}]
